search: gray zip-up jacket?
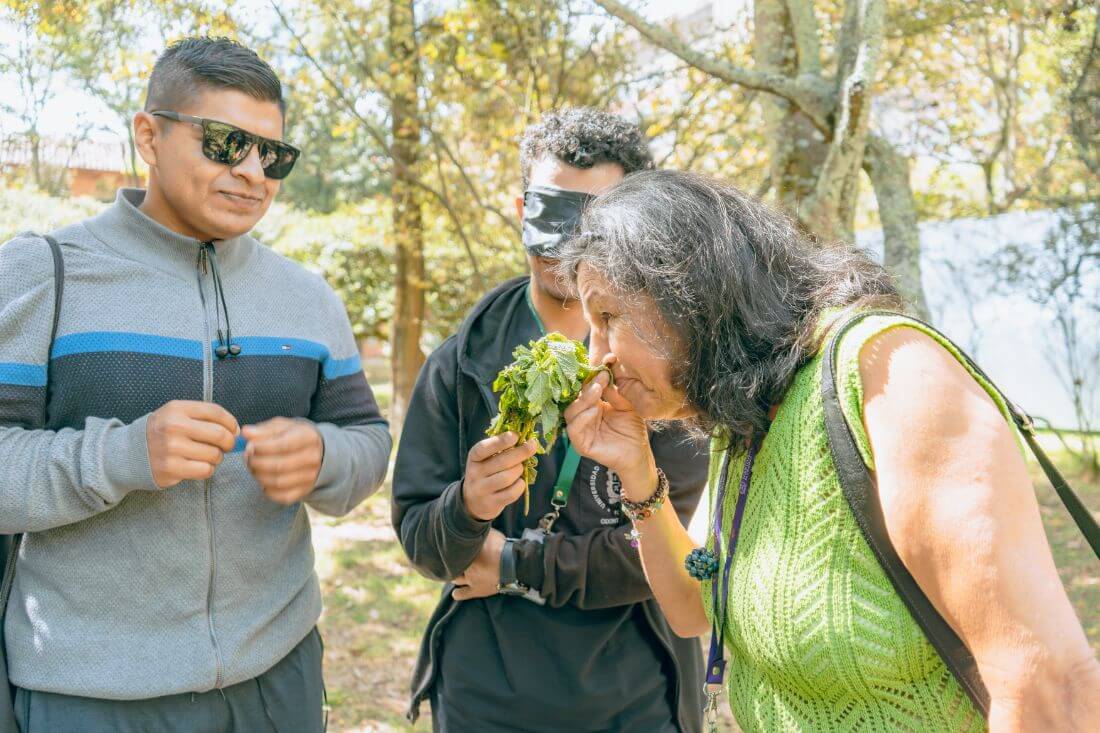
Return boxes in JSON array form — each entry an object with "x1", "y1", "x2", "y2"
[{"x1": 0, "y1": 189, "x2": 391, "y2": 699}]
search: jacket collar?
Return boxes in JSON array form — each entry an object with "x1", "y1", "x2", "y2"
[
  {"x1": 85, "y1": 188, "x2": 256, "y2": 278},
  {"x1": 455, "y1": 276, "x2": 536, "y2": 386}
]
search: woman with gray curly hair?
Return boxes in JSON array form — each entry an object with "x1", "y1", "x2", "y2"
[{"x1": 558, "y1": 169, "x2": 1100, "y2": 732}]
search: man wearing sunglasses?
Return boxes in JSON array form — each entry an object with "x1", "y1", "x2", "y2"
[
  {"x1": 392, "y1": 109, "x2": 710, "y2": 732},
  {"x1": 0, "y1": 38, "x2": 390, "y2": 732}
]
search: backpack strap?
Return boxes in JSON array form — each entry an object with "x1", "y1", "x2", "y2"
[
  {"x1": 43, "y1": 237, "x2": 65, "y2": 358},
  {"x1": 1013, "y1": 417, "x2": 1100, "y2": 559},
  {"x1": 827, "y1": 311, "x2": 1099, "y2": 548},
  {"x1": 1, "y1": 235, "x2": 65, "y2": 625},
  {"x1": 821, "y1": 309, "x2": 1100, "y2": 718},
  {"x1": 820, "y1": 309, "x2": 990, "y2": 713}
]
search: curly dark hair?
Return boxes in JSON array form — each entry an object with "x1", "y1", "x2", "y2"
[
  {"x1": 556, "y1": 169, "x2": 904, "y2": 443},
  {"x1": 520, "y1": 108, "x2": 654, "y2": 187}
]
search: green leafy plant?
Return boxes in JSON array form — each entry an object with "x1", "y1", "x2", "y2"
[{"x1": 487, "y1": 332, "x2": 609, "y2": 513}]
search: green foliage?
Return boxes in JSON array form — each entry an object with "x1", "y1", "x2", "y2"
[
  {"x1": 252, "y1": 198, "x2": 394, "y2": 341},
  {"x1": 5, "y1": 0, "x2": 1095, "y2": 363},
  {"x1": 486, "y1": 332, "x2": 607, "y2": 513},
  {"x1": 252, "y1": 0, "x2": 635, "y2": 350},
  {"x1": 876, "y1": 0, "x2": 1099, "y2": 218},
  {"x1": 0, "y1": 187, "x2": 103, "y2": 242}
]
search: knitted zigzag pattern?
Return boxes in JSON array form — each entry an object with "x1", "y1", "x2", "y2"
[{"x1": 702, "y1": 313, "x2": 1019, "y2": 733}]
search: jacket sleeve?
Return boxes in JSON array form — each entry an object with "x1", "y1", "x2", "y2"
[
  {"x1": 391, "y1": 338, "x2": 491, "y2": 582},
  {"x1": 514, "y1": 427, "x2": 710, "y2": 610},
  {"x1": 0, "y1": 235, "x2": 156, "y2": 533},
  {"x1": 305, "y1": 287, "x2": 392, "y2": 517}
]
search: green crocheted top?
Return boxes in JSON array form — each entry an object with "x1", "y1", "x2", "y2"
[{"x1": 703, "y1": 313, "x2": 1020, "y2": 732}]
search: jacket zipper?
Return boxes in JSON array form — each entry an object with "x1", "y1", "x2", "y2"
[{"x1": 196, "y1": 245, "x2": 225, "y2": 689}]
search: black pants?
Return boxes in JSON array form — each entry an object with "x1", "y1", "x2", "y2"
[
  {"x1": 428, "y1": 684, "x2": 680, "y2": 733},
  {"x1": 14, "y1": 628, "x2": 325, "y2": 733}
]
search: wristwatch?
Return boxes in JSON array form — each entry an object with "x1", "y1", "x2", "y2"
[
  {"x1": 497, "y1": 538, "x2": 546, "y2": 605},
  {"x1": 497, "y1": 538, "x2": 529, "y2": 595}
]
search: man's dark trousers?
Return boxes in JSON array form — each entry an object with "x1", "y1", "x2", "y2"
[{"x1": 13, "y1": 629, "x2": 325, "y2": 733}]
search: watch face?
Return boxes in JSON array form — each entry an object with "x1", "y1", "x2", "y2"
[{"x1": 497, "y1": 582, "x2": 530, "y2": 596}]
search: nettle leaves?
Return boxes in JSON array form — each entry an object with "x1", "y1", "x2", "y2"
[{"x1": 486, "y1": 332, "x2": 609, "y2": 514}]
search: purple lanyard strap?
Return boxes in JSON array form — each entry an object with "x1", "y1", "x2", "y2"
[{"x1": 706, "y1": 433, "x2": 761, "y2": 687}]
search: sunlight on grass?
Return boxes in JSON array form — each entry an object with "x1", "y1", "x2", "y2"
[{"x1": 311, "y1": 490, "x2": 440, "y2": 731}]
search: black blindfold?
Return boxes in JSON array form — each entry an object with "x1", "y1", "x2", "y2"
[{"x1": 522, "y1": 185, "x2": 596, "y2": 258}]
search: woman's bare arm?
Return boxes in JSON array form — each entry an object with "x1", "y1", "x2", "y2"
[
  {"x1": 860, "y1": 327, "x2": 1100, "y2": 732},
  {"x1": 631, "y1": 488, "x2": 711, "y2": 638},
  {"x1": 564, "y1": 372, "x2": 710, "y2": 637}
]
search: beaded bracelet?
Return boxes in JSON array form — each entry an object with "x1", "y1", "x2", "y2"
[
  {"x1": 620, "y1": 468, "x2": 669, "y2": 523},
  {"x1": 684, "y1": 547, "x2": 719, "y2": 581}
]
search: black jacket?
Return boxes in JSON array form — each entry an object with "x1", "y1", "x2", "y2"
[{"x1": 392, "y1": 276, "x2": 708, "y2": 731}]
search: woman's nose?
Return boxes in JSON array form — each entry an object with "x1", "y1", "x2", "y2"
[{"x1": 588, "y1": 330, "x2": 610, "y2": 366}]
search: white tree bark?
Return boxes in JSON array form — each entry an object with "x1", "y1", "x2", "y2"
[
  {"x1": 801, "y1": 0, "x2": 886, "y2": 243},
  {"x1": 864, "y1": 134, "x2": 930, "y2": 318},
  {"x1": 596, "y1": 0, "x2": 928, "y2": 313}
]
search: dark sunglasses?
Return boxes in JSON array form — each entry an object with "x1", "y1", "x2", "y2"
[{"x1": 151, "y1": 110, "x2": 300, "y2": 180}]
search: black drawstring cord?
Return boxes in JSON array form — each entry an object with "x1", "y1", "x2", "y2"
[
  {"x1": 202, "y1": 241, "x2": 240, "y2": 359},
  {"x1": 199, "y1": 244, "x2": 225, "y2": 355},
  {"x1": 196, "y1": 246, "x2": 222, "y2": 352}
]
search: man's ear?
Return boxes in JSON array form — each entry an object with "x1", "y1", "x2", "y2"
[
  {"x1": 133, "y1": 111, "x2": 159, "y2": 168},
  {"x1": 515, "y1": 195, "x2": 524, "y2": 223}
]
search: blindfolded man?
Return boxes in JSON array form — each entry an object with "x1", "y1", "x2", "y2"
[{"x1": 393, "y1": 108, "x2": 710, "y2": 733}]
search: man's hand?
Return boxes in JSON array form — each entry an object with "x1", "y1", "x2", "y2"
[
  {"x1": 242, "y1": 418, "x2": 324, "y2": 505},
  {"x1": 147, "y1": 400, "x2": 239, "y2": 488},
  {"x1": 462, "y1": 432, "x2": 538, "y2": 521},
  {"x1": 452, "y1": 529, "x2": 505, "y2": 601}
]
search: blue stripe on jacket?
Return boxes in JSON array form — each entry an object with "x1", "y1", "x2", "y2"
[
  {"x1": 43, "y1": 332, "x2": 362, "y2": 379},
  {"x1": 52, "y1": 332, "x2": 205, "y2": 360},
  {"x1": 0, "y1": 362, "x2": 47, "y2": 387}
]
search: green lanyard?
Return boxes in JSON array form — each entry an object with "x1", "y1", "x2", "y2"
[{"x1": 526, "y1": 284, "x2": 582, "y2": 531}]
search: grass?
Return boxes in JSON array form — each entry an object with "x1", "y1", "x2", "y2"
[
  {"x1": 313, "y1": 447, "x2": 1100, "y2": 732},
  {"x1": 1031, "y1": 452, "x2": 1100, "y2": 644},
  {"x1": 312, "y1": 494, "x2": 439, "y2": 732}
]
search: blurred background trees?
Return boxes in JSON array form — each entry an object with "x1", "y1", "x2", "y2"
[{"x1": 1, "y1": 0, "x2": 1096, "y2": 437}]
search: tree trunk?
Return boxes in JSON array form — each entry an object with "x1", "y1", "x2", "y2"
[
  {"x1": 755, "y1": 0, "x2": 825, "y2": 213},
  {"x1": 29, "y1": 131, "x2": 42, "y2": 189},
  {"x1": 595, "y1": 0, "x2": 927, "y2": 312},
  {"x1": 864, "y1": 135, "x2": 930, "y2": 318},
  {"x1": 388, "y1": 0, "x2": 426, "y2": 433},
  {"x1": 800, "y1": 0, "x2": 885, "y2": 244}
]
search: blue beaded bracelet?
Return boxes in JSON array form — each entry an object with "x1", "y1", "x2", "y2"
[{"x1": 684, "y1": 547, "x2": 719, "y2": 581}]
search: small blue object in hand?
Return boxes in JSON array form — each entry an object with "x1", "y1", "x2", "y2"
[{"x1": 685, "y1": 547, "x2": 719, "y2": 581}]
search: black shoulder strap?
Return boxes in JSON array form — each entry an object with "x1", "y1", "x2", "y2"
[
  {"x1": 42, "y1": 235, "x2": 65, "y2": 411},
  {"x1": 822, "y1": 309, "x2": 1100, "y2": 717},
  {"x1": 0, "y1": 235, "x2": 65, "y2": 624}
]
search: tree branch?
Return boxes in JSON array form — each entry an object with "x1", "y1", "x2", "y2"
[
  {"x1": 425, "y1": 125, "x2": 521, "y2": 236},
  {"x1": 863, "y1": 134, "x2": 929, "y2": 319},
  {"x1": 593, "y1": 0, "x2": 834, "y2": 131},
  {"x1": 785, "y1": 0, "x2": 822, "y2": 75},
  {"x1": 269, "y1": 0, "x2": 392, "y2": 158},
  {"x1": 801, "y1": 0, "x2": 886, "y2": 239},
  {"x1": 426, "y1": 134, "x2": 485, "y2": 284}
]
